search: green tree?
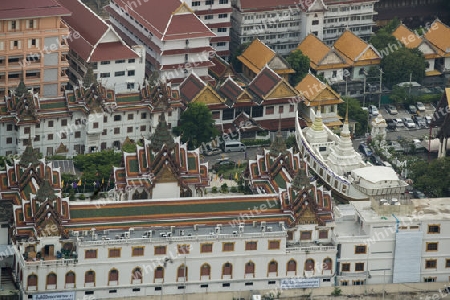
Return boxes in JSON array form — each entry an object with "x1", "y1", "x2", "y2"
[
  {"x1": 409, "y1": 157, "x2": 450, "y2": 197},
  {"x1": 73, "y1": 150, "x2": 122, "y2": 191},
  {"x1": 173, "y1": 102, "x2": 219, "y2": 150},
  {"x1": 381, "y1": 47, "x2": 426, "y2": 88},
  {"x1": 285, "y1": 49, "x2": 310, "y2": 86},
  {"x1": 389, "y1": 86, "x2": 408, "y2": 106},
  {"x1": 338, "y1": 97, "x2": 369, "y2": 137},
  {"x1": 369, "y1": 18, "x2": 400, "y2": 51}
]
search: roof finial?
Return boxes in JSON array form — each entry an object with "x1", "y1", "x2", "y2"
[{"x1": 345, "y1": 99, "x2": 349, "y2": 124}]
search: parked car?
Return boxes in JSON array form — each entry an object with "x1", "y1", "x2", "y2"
[
  {"x1": 412, "y1": 115, "x2": 427, "y2": 128},
  {"x1": 368, "y1": 105, "x2": 379, "y2": 116},
  {"x1": 384, "y1": 105, "x2": 398, "y2": 115},
  {"x1": 413, "y1": 190, "x2": 426, "y2": 199},
  {"x1": 385, "y1": 118, "x2": 396, "y2": 130},
  {"x1": 386, "y1": 141, "x2": 404, "y2": 152},
  {"x1": 412, "y1": 139, "x2": 426, "y2": 152},
  {"x1": 407, "y1": 104, "x2": 418, "y2": 115},
  {"x1": 204, "y1": 147, "x2": 222, "y2": 156},
  {"x1": 402, "y1": 117, "x2": 416, "y2": 129},
  {"x1": 358, "y1": 143, "x2": 373, "y2": 157},
  {"x1": 393, "y1": 118, "x2": 405, "y2": 128},
  {"x1": 416, "y1": 101, "x2": 426, "y2": 112},
  {"x1": 425, "y1": 115, "x2": 432, "y2": 126},
  {"x1": 212, "y1": 158, "x2": 236, "y2": 171}
]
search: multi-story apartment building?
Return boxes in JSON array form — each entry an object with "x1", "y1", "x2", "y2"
[
  {"x1": 230, "y1": 0, "x2": 378, "y2": 55},
  {"x1": 106, "y1": 0, "x2": 216, "y2": 85},
  {"x1": 231, "y1": 0, "x2": 306, "y2": 56},
  {"x1": 58, "y1": 0, "x2": 146, "y2": 93},
  {"x1": 185, "y1": 0, "x2": 232, "y2": 61},
  {"x1": 0, "y1": 0, "x2": 71, "y2": 98},
  {"x1": 323, "y1": 0, "x2": 378, "y2": 46},
  {"x1": 0, "y1": 80, "x2": 182, "y2": 156}
]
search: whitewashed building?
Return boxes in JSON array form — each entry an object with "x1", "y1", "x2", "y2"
[
  {"x1": 185, "y1": 0, "x2": 232, "y2": 60},
  {"x1": 106, "y1": 0, "x2": 216, "y2": 85},
  {"x1": 230, "y1": 0, "x2": 378, "y2": 56},
  {"x1": 58, "y1": 0, "x2": 146, "y2": 93}
]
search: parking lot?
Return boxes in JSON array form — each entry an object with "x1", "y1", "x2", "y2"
[{"x1": 377, "y1": 103, "x2": 437, "y2": 142}]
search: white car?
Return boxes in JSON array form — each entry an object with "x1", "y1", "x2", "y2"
[
  {"x1": 393, "y1": 118, "x2": 405, "y2": 127},
  {"x1": 402, "y1": 117, "x2": 416, "y2": 129},
  {"x1": 416, "y1": 102, "x2": 426, "y2": 112},
  {"x1": 368, "y1": 105, "x2": 379, "y2": 116}
]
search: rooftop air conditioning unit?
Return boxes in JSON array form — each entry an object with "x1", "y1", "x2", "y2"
[
  {"x1": 239, "y1": 225, "x2": 244, "y2": 233},
  {"x1": 124, "y1": 232, "x2": 130, "y2": 239},
  {"x1": 194, "y1": 224, "x2": 198, "y2": 231},
  {"x1": 73, "y1": 231, "x2": 79, "y2": 237},
  {"x1": 267, "y1": 226, "x2": 272, "y2": 232},
  {"x1": 103, "y1": 230, "x2": 109, "y2": 235},
  {"x1": 215, "y1": 227, "x2": 221, "y2": 234},
  {"x1": 83, "y1": 230, "x2": 89, "y2": 236}
]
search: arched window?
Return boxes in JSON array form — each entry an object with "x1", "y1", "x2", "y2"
[
  {"x1": 132, "y1": 267, "x2": 142, "y2": 282},
  {"x1": 65, "y1": 271, "x2": 75, "y2": 285},
  {"x1": 200, "y1": 263, "x2": 211, "y2": 278},
  {"x1": 155, "y1": 266, "x2": 164, "y2": 280},
  {"x1": 47, "y1": 272, "x2": 57, "y2": 287},
  {"x1": 28, "y1": 274, "x2": 37, "y2": 288},
  {"x1": 109, "y1": 269, "x2": 119, "y2": 283},
  {"x1": 287, "y1": 259, "x2": 297, "y2": 273},
  {"x1": 245, "y1": 261, "x2": 255, "y2": 275},
  {"x1": 177, "y1": 265, "x2": 188, "y2": 281},
  {"x1": 323, "y1": 258, "x2": 332, "y2": 273},
  {"x1": 268, "y1": 260, "x2": 278, "y2": 274},
  {"x1": 222, "y1": 262, "x2": 232, "y2": 278},
  {"x1": 305, "y1": 259, "x2": 315, "y2": 271},
  {"x1": 85, "y1": 270, "x2": 95, "y2": 284}
]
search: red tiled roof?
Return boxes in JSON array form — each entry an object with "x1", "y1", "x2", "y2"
[
  {"x1": 219, "y1": 77, "x2": 244, "y2": 102},
  {"x1": 0, "y1": 0, "x2": 71, "y2": 20},
  {"x1": 58, "y1": 0, "x2": 107, "y2": 45},
  {"x1": 160, "y1": 60, "x2": 214, "y2": 71},
  {"x1": 210, "y1": 36, "x2": 231, "y2": 42},
  {"x1": 238, "y1": 0, "x2": 305, "y2": 10},
  {"x1": 179, "y1": 73, "x2": 206, "y2": 102},
  {"x1": 209, "y1": 55, "x2": 229, "y2": 78},
  {"x1": 248, "y1": 67, "x2": 282, "y2": 98},
  {"x1": 89, "y1": 41, "x2": 138, "y2": 62},
  {"x1": 161, "y1": 46, "x2": 214, "y2": 56},
  {"x1": 194, "y1": 8, "x2": 233, "y2": 15},
  {"x1": 164, "y1": 14, "x2": 215, "y2": 41},
  {"x1": 113, "y1": 0, "x2": 214, "y2": 41},
  {"x1": 207, "y1": 22, "x2": 232, "y2": 29}
]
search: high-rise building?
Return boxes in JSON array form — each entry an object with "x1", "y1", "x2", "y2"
[
  {"x1": 0, "y1": 0, "x2": 71, "y2": 98},
  {"x1": 185, "y1": 0, "x2": 232, "y2": 61},
  {"x1": 106, "y1": 0, "x2": 216, "y2": 85}
]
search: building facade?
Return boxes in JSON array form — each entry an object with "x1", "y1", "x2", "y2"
[
  {"x1": 58, "y1": 0, "x2": 146, "y2": 93},
  {"x1": 230, "y1": 0, "x2": 378, "y2": 56},
  {"x1": 106, "y1": 0, "x2": 216, "y2": 85},
  {"x1": 185, "y1": 0, "x2": 232, "y2": 60},
  {"x1": 0, "y1": 81, "x2": 182, "y2": 157},
  {"x1": 0, "y1": 0, "x2": 71, "y2": 98}
]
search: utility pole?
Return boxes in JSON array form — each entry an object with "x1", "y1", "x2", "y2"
[{"x1": 378, "y1": 68, "x2": 383, "y2": 109}]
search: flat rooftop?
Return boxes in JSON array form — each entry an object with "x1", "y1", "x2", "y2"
[{"x1": 70, "y1": 221, "x2": 287, "y2": 242}]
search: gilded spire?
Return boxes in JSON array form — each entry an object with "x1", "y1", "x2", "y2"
[
  {"x1": 270, "y1": 115, "x2": 287, "y2": 156},
  {"x1": 149, "y1": 113, "x2": 175, "y2": 151}
]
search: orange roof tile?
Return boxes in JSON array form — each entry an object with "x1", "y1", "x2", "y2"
[
  {"x1": 424, "y1": 20, "x2": 450, "y2": 57},
  {"x1": 392, "y1": 24, "x2": 422, "y2": 49},
  {"x1": 295, "y1": 73, "x2": 343, "y2": 106},
  {"x1": 334, "y1": 30, "x2": 381, "y2": 64},
  {"x1": 238, "y1": 39, "x2": 276, "y2": 74},
  {"x1": 297, "y1": 34, "x2": 330, "y2": 66}
]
